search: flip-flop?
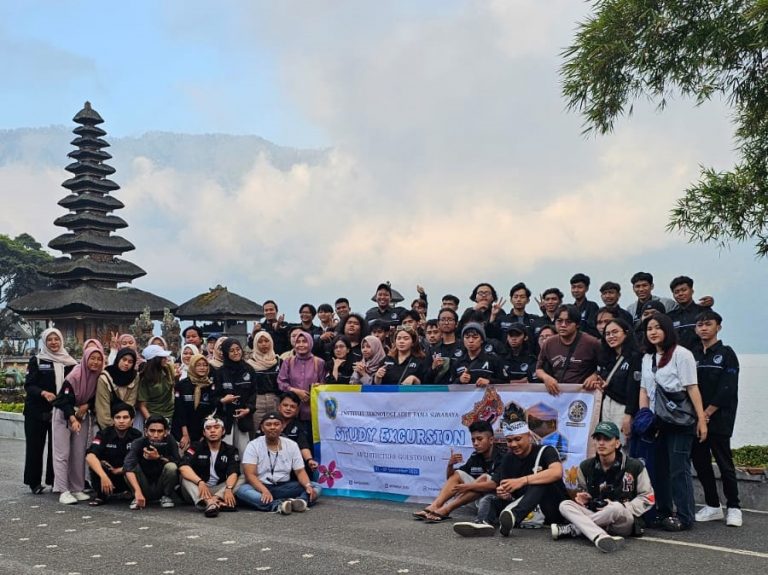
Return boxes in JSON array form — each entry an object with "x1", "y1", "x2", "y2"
[
  {"x1": 88, "y1": 498, "x2": 105, "y2": 506},
  {"x1": 425, "y1": 511, "x2": 451, "y2": 523},
  {"x1": 412, "y1": 509, "x2": 432, "y2": 520},
  {"x1": 31, "y1": 485, "x2": 46, "y2": 495}
]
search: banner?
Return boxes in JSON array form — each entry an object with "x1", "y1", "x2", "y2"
[{"x1": 311, "y1": 384, "x2": 601, "y2": 503}]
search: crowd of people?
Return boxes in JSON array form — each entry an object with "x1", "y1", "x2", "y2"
[{"x1": 20, "y1": 271, "x2": 741, "y2": 548}]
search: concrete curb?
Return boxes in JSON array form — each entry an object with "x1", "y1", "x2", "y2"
[{"x1": 0, "y1": 410, "x2": 25, "y2": 440}]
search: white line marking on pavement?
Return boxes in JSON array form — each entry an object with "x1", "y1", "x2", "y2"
[{"x1": 642, "y1": 536, "x2": 768, "y2": 559}]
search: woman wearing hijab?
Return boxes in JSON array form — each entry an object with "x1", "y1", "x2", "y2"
[
  {"x1": 173, "y1": 354, "x2": 215, "y2": 448},
  {"x1": 94, "y1": 348, "x2": 140, "y2": 430},
  {"x1": 247, "y1": 331, "x2": 282, "y2": 432},
  {"x1": 52, "y1": 346, "x2": 105, "y2": 504},
  {"x1": 23, "y1": 328, "x2": 78, "y2": 494},
  {"x1": 213, "y1": 338, "x2": 258, "y2": 455},
  {"x1": 178, "y1": 343, "x2": 200, "y2": 380},
  {"x1": 350, "y1": 335, "x2": 386, "y2": 385},
  {"x1": 277, "y1": 330, "x2": 327, "y2": 440},
  {"x1": 207, "y1": 336, "x2": 227, "y2": 369}
]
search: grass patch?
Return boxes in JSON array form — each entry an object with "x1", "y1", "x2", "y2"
[{"x1": 0, "y1": 402, "x2": 24, "y2": 413}]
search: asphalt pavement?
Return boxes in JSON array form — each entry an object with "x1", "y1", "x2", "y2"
[{"x1": 0, "y1": 438, "x2": 766, "y2": 575}]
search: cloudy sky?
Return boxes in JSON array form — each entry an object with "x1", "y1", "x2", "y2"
[{"x1": 1, "y1": 1, "x2": 766, "y2": 352}]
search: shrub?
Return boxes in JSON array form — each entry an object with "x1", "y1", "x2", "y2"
[
  {"x1": 0, "y1": 402, "x2": 24, "y2": 413},
  {"x1": 732, "y1": 445, "x2": 768, "y2": 468}
]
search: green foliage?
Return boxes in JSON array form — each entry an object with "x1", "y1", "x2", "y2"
[
  {"x1": 0, "y1": 233, "x2": 53, "y2": 305},
  {"x1": 732, "y1": 444, "x2": 768, "y2": 468},
  {"x1": 0, "y1": 402, "x2": 24, "y2": 413},
  {"x1": 561, "y1": 0, "x2": 768, "y2": 256}
]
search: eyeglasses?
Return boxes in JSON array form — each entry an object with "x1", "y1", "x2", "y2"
[
  {"x1": 476, "y1": 290, "x2": 493, "y2": 297},
  {"x1": 438, "y1": 318, "x2": 456, "y2": 323}
]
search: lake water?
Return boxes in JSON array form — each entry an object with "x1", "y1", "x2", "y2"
[{"x1": 732, "y1": 354, "x2": 767, "y2": 447}]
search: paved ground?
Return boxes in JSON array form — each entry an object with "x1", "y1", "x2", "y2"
[{"x1": 1, "y1": 438, "x2": 766, "y2": 575}]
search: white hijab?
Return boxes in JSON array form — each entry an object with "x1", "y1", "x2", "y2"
[{"x1": 35, "y1": 327, "x2": 77, "y2": 392}]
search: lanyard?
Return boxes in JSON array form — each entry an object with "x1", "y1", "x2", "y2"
[{"x1": 267, "y1": 442, "x2": 281, "y2": 484}]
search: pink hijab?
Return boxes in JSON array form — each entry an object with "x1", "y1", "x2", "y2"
[
  {"x1": 362, "y1": 335, "x2": 385, "y2": 374},
  {"x1": 65, "y1": 347, "x2": 104, "y2": 404}
]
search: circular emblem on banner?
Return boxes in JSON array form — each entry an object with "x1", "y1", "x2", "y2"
[
  {"x1": 568, "y1": 400, "x2": 587, "y2": 423},
  {"x1": 324, "y1": 397, "x2": 338, "y2": 420},
  {"x1": 713, "y1": 354, "x2": 723, "y2": 365}
]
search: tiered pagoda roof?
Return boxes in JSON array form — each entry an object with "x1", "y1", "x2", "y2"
[{"x1": 10, "y1": 102, "x2": 176, "y2": 318}]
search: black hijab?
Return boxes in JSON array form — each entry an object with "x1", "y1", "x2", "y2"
[{"x1": 106, "y1": 348, "x2": 138, "y2": 387}]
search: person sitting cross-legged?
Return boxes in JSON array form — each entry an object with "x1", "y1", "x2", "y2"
[
  {"x1": 453, "y1": 420, "x2": 568, "y2": 537},
  {"x1": 552, "y1": 421, "x2": 654, "y2": 553},
  {"x1": 236, "y1": 412, "x2": 320, "y2": 514},
  {"x1": 413, "y1": 420, "x2": 501, "y2": 523},
  {"x1": 179, "y1": 417, "x2": 244, "y2": 518}
]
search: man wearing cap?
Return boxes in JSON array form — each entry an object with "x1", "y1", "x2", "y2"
[
  {"x1": 552, "y1": 421, "x2": 654, "y2": 552},
  {"x1": 236, "y1": 412, "x2": 319, "y2": 514},
  {"x1": 451, "y1": 323, "x2": 505, "y2": 386},
  {"x1": 365, "y1": 282, "x2": 408, "y2": 329},
  {"x1": 179, "y1": 417, "x2": 243, "y2": 517},
  {"x1": 501, "y1": 323, "x2": 538, "y2": 382},
  {"x1": 453, "y1": 420, "x2": 568, "y2": 537},
  {"x1": 536, "y1": 304, "x2": 601, "y2": 396}
]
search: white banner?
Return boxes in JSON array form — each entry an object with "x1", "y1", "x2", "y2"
[{"x1": 311, "y1": 384, "x2": 601, "y2": 503}]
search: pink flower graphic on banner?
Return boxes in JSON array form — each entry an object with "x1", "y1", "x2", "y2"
[{"x1": 318, "y1": 460, "x2": 343, "y2": 488}]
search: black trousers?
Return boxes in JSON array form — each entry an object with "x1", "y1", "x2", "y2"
[
  {"x1": 691, "y1": 433, "x2": 740, "y2": 509},
  {"x1": 23, "y1": 416, "x2": 54, "y2": 488},
  {"x1": 90, "y1": 466, "x2": 130, "y2": 501},
  {"x1": 478, "y1": 484, "x2": 566, "y2": 525}
]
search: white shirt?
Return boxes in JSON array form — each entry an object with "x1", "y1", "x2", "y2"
[
  {"x1": 208, "y1": 448, "x2": 219, "y2": 487},
  {"x1": 641, "y1": 346, "x2": 698, "y2": 411},
  {"x1": 242, "y1": 436, "x2": 304, "y2": 484}
]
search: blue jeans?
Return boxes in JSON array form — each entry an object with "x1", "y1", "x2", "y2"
[
  {"x1": 236, "y1": 481, "x2": 321, "y2": 511},
  {"x1": 654, "y1": 429, "x2": 695, "y2": 527}
]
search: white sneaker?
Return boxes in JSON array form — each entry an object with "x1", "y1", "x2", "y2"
[
  {"x1": 160, "y1": 496, "x2": 175, "y2": 508},
  {"x1": 290, "y1": 498, "x2": 307, "y2": 513},
  {"x1": 452, "y1": 521, "x2": 496, "y2": 537},
  {"x1": 551, "y1": 523, "x2": 577, "y2": 540},
  {"x1": 129, "y1": 499, "x2": 140, "y2": 510},
  {"x1": 71, "y1": 491, "x2": 91, "y2": 502},
  {"x1": 695, "y1": 505, "x2": 724, "y2": 522},
  {"x1": 277, "y1": 500, "x2": 292, "y2": 515},
  {"x1": 595, "y1": 535, "x2": 624, "y2": 553},
  {"x1": 726, "y1": 508, "x2": 743, "y2": 527},
  {"x1": 59, "y1": 491, "x2": 78, "y2": 505}
]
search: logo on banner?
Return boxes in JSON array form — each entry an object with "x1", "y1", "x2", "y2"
[
  {"x1": 568, "y1": 400, "x2": 587, "y2": 423},
  {"x1": 324, "y1": 397, "x2": 338, "y2": 420}
]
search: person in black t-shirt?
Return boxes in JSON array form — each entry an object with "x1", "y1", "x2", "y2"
[
  {"x1": 412, "y1": 421, "x2": 501, "y2": 522},
  {"x1": 85, "y1": 403, "x2": 143, "y2": 506},
  {"x1": 453, "y1": 421, "x2": 567, "y2": 537}
]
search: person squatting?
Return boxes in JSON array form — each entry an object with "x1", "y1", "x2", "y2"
[{"x1": 21, "y1": 272, "x2": 741, "y2": 547}]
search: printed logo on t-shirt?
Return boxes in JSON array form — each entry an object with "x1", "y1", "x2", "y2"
[{"x1": 713, "y1": 355, "x2": 723, "y2": 365}]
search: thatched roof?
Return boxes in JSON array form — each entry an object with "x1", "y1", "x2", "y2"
[
  {"x1": 9, "y1": 284, "x2": 177, "y2": 318},
  {"x1": 176, "y1": 285, "x2": 263, "y2": 320}
]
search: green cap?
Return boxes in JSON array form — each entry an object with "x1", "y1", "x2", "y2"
[{"x1": 592, "y1": 421, "x2": 620, "y2": 440}]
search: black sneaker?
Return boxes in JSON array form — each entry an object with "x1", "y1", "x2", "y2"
[
  {"x1": 453, "y1": 521, "x2": 496, "y2": 537},
  {"x1": 499, "y1": 509, "x2": 516, "y2": 537}
]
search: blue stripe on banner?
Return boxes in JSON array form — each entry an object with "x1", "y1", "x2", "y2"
[{"x1": 322, "y1": 488, "x2": 410, "y2": 503}]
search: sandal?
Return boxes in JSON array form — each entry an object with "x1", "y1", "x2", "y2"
[
  {"x1": 31, "y1": 485, "x2": 46, "y2": 495},
  {"x1": 412, "y1": 508, "x2": 433, "y2": 520},
  {"x1": 88, "y1": 498, "x2": 105, "y2": 506},
  {"x1": 204, "y1": 502, "x2": 220, "y2": 518},
  {"x1": 425, "y1": 511, "x2": 450, "y2": 523}
]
